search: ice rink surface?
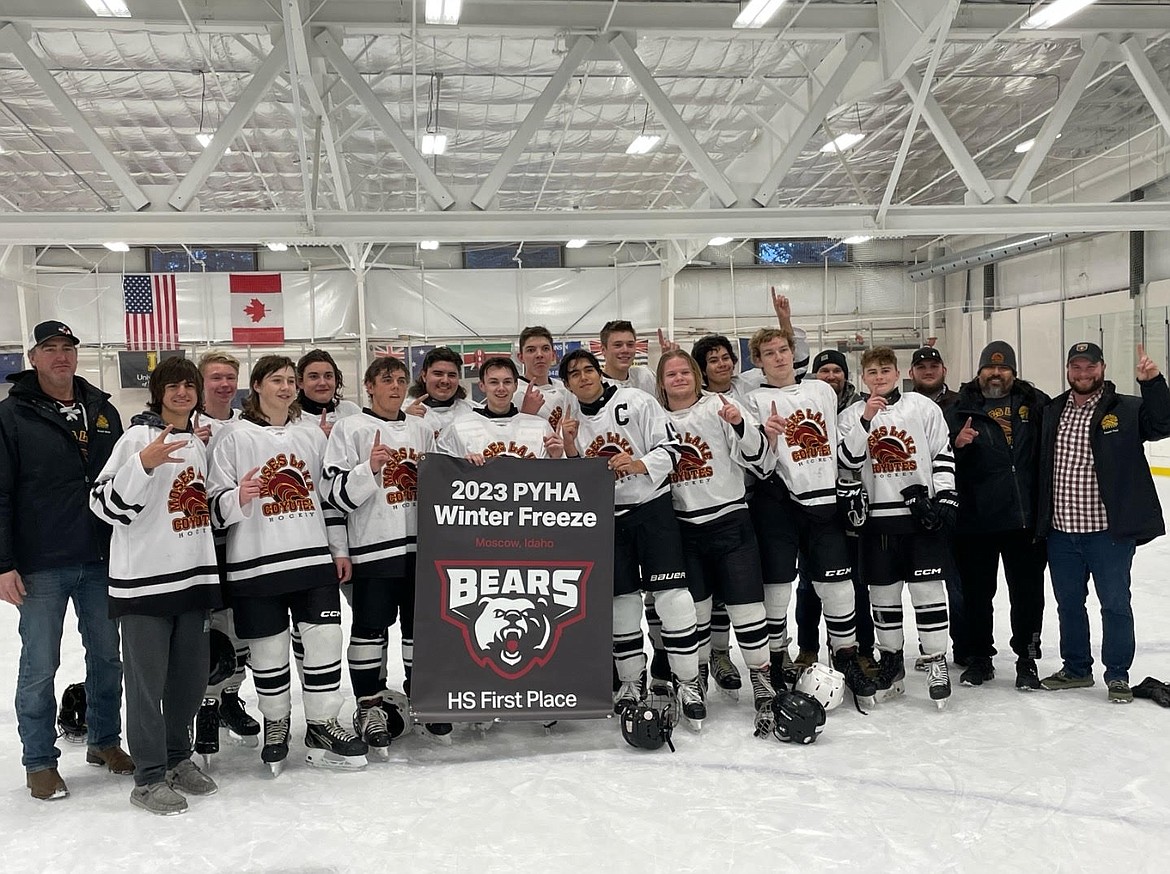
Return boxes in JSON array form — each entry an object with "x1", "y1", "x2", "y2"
[{"x1": 2, "y1": 487, "x2": 1170, "y2": 874}]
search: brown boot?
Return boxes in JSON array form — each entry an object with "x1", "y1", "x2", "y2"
[
  {"x1": 86, "y1": 745, "x2": 135, "y2": 775},
  {"x1": 27, "y1": 767, "x2": 69, "y2": 801}
]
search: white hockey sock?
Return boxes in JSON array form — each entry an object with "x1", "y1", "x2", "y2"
[
  {"x1": 297, "y1": 622, "x2": 344, "y2": 723},
  {"x1": 613, "y1": 593, "x2": 647, "y2": 683},
  {"x1": 655, "y1": 587, "x2": 700, "y2": 684},
  {"x1": 248, "y1": 630, "x2": 292, "y2": 722},
  {"x1": 812, "y1": 579, "x2": 859, "y2": 653},
  {"x1": 709, "y1": 601, "x2": 732, "y2": 652},
  {"x1": 763, "y1": 581, "x2": 794, "y2": 653},
  {"x1": 726, "y1": 601, "x2": 769, "y2": 669},
  {"x1": 643, "y1": 591, "x2": 665, "y2": 651},
  {"x1": 694, "y1": 596, "x2": 713, "y2": 664},
  {"x1": 909, "y1": 580, "x2": 949, "y2": 656},
  {"x1": 869, "y1": 582, "x2": 906, "y2": 653}
]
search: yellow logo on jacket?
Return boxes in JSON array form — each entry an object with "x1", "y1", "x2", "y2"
[
  {"x1": 1101, "y1": 413, "x2": 1119, "y2": 431},
  {"x1": 95, "y1": 414, "x2": 109, "y2": 430}
]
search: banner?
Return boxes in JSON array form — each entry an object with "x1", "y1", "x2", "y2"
[
  {"x1": 412, "y1": 454, "x2": 614, "y2": 722},
  {"x1": 118, "y1": 349, "x2": 187, "y2": 389},
  {"x1": 230, "y1": 274, "x2": 284, "y2": 344},
  {"x1": 0, "y1": 352, "x2": 24, "y2": 382}
]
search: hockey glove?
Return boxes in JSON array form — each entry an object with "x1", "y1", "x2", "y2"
[
  {"x1": 901, "y1": 484, "x2": 941, "y2": 532},
  {"x1": 836, "y1": 478, "x2": 868, "y2": 530},
  {"x1": 932, "y1": 489, "x2": 959, "y2": 533}
]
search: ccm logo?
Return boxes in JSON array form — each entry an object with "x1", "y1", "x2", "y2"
[
  {"x1": 318, "y1": 610, "x2": 343, "y2": 618},
  {"x1": 823, "y1": 568, "x2": 851, "y2": 578},
  {"x1": 912, "y1": 568, "x2": 942, "y2": 577}
]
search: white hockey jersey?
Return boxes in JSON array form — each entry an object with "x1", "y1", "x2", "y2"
[
  {"x1": 746, "y1": 378, "x2": 840, "y2": 511},
  {"x1": 512, "y1": 377, "x2": 574, "y2": 431},
  {"x1": 203, "y1": 408, "x2": 241, "y2": 440},
  {"x1": 572, "y1": 385, "x2": 683, "y2": 515},
  {"x1": 410, "y1": 395, "x2": 477, "y2": 441},
  {"x1": 602, "y1": 365, "x2": 658, "y2": 397},
  {"x1": 207, "y1": 417, "x2": 344, "y2": 597},
  {"x1": 323, "y1": 410, "x2": 434, "y2": 575},
  {"x1": 838, "y1": 390, "x2": 956, "y2": 530},
  {"x1": 290, "y1": 398, "x2": 361, "y2": 437},
  {"x1": 90, "y1": 415, "x2": 222, "y2": 618},
  {"x1": 437, "y1": 407, "x2": 554, "y2": 460},
  {"x1": 665, "y1": 394, "x2": 765, "y2": 526}
]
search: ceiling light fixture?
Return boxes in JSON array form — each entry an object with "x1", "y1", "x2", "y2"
[
  {"x1": 419, "y1": 240, "x2": 440, "y2": 250},
  {"x1": 626, "y1": 134, "x2": 661, "y2": 155},
  {"x1": 842, "y1": 235, "x2": 872, "y2": 245},
  {"x1": 85, "y1": 0, "x2": 131, "y2": 17},
  {"x1": 1014, "y1": 138, "x2": 1035, "y2": 154},
  {"x1": 732, "y1": 0, "x2": 787, "y2": 29},
  {"x1": 265, "y1": 242, "x2": 288, "y2": 252},
  {"x1": 821, "y1": 132, "x2": 866, "y2": 153},
  {"x1": 1021, "y1": 0, "x2": 1097, "y2": 30},
  {"x1": 104, "y1": 242, "x2": 130, "y2": 252},
  {"x1": 566, "y1": 239, "x2": 588, "y2": 249},
  {"x1": 421, "y1": 133, "x2": 448, "y2": 155},
  {"x1": 424, "y1": 0, "x2": 463, "y2": 26},
  {"x1": 195, "y1": 72, "x2": 231, "y2": 154},
  {"x1": 708, "y1": 237, "x2": 734, "y2": 247}
]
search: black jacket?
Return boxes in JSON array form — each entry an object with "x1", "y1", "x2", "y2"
[
  {"x1": 946, "y1": 379, "x2": 1050, "y2": 533},
  {"x1": 915, "y1": 384, "x2": 960, "y2": 411},
  {"x1": 1037, "y1": 377, "x2": 1170, "y2": 545},
  {"x1": 0, "y1": 370, "x2": 123, "y2": 575}
]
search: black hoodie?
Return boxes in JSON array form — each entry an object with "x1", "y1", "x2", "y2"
[{"x1": 0, "y1": 370, "x2": 123, "y2": 574}]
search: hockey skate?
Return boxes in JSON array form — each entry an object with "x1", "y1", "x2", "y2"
[
  {"x1": 874, "y1": 649, "x2": 906, "y2": 701},
  {"x1": 354, "y1": 698, "x2": 392, "y2": 761},
  {"x1": 219, "y1": 690, "x2": 260, "y2": 748},
  {"x1": 305, "y1": 718, "x2": 369, "y2": 770},
  {"x1": 648, "y1": 649, "x2": 673, "y2": 698},
  {"x1": 676, "y1": 676, "x2": 706, "y2": 732},
  {"x1": 925, "y1": 654, "x2": 951, "y2": 709},
  {"x1": 194, "y1": 698, "x2": 220, "y2": 765},
  {"x1": 834, "y1": 648, "x2": 878, "y2": 709},
  {"x1": 709, "y1": 650, "x2": 741, "y2": 701},
  {"x1": 261, "y1": 716, "x2": 290, "y2": 777},
  {"x1": 749, "y1": 666, "x2": 777, "y2": 738},
  {"x1": 613, "y1": 670, "x2": 647, "y2": 716},
  {"x1": 56, "y1": 683, "x2": 87, "y2": 745}
]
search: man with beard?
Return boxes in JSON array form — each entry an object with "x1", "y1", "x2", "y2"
[
  {"x1": 1036, "y1": 342, "x2": 1170, "y2": 703},
  {"x1": 947, "y1": 341, "x2": 1049, "y2": 690},
  {"x1": 909, "y1": 346, "x2": 959, "y2": 410}
]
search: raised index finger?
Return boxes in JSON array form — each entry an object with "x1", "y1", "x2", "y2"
[
  {"x1": 1138, "y1": 343, "x2": 1147, "y2": 360},
  {"x1": 243, "y1": 466, "x2": 260, "y2": 481},
  {"x1": 770, "y1": 400, "x2": 778, "y2": 416}
]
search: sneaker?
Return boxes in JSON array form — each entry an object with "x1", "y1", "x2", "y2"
[
  {"x1": 1107, "y1": 680, "x2": 1134, "y2": 704},
  {"x1": 194, "y1": 698, "x2": 220, "y2": 757},
  {"x1": 709, "y1": 649, "x2": 742, "y2": 692},
  {"x1": 1133, "y1": 677, "x2": 1170, "y2": 707},
  {"x1": 1041, "y1": 669, "x2": 1095, "y2": 691},
  {"x1": 26, "y1": 767, "x2": 68, "y2": 801},
  {"x1": 86, "y1": 744, "x2": 135, "y2": 775},
  {"x1": 1015, "y1": 658, "x2": 1041, "y2": 691},
  {"x1": 130, "y1": 782, "x2": 187, "y2": 816},
  {"x1": 794, "y1": 649, "x2": 819, "y2": 671},
  {"x1": 960, "y1": 656, "x2": 995, "y2": 687},
  {"x1": 166, "y1": 759, "x2": 218, "y2": 795}
]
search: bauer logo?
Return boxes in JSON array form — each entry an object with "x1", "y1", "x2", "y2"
[{"x1": 436, "y1": 560, "x2": 591, "y2": 679}]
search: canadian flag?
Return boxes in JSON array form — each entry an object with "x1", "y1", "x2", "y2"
[{"x1": 231, "y1": 274, "x2": 284, "y2": 344}]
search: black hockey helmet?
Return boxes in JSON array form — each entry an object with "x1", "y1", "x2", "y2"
[
  {"x1": 208, "y1": 629, "x2": 237, "y2": 687},
  {"x1": 57, "y1": 682, "x2": 87, "y2": 743},
  {"x1": 621, "y1": 704, "x2": 676, "y2": 752},
  {"x1": 771, "y1": 689, "x2": 827, "y2": 744}
]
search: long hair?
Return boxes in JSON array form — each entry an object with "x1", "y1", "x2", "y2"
[
  {"x1": 296, "y1": 349, "x2": 345, "y2": 404},
  {"x1": 242, "y1": 355, "x2": 299, "y2": 424},
  {"x1": 408, "y1": 346, "x2": 467, "y2": 400},
  {"x1": 690, "y1": 334, "x2": 737, "y2": 379},
  {"x1": 147, "y1": 356, "x2": 203, "y2": 416},
  {"x1": 656, "y1": 349, "x2": 703, "y2": 408}
]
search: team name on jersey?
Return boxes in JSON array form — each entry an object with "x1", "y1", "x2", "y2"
[
  {"x1": 670, "y1": 432, "x2": 714, "y2": 484},
  {"x1": 382, "y1": 446, "x2": 420, "y2": 504},
  {"x1": 785, "y1": 409, "x2": 832, "y2": 462},
  {"x1": 167, "y1": 466, "x2": 211, "y2": 534},
  {"x1": 868, "y1": 425, "x2": 919, "y2": 474},
  {"x1": 585, "y1": 432, "x2": 637, "y2": 478},
  {"x1": 548, "y1": 406, "x2": 565, "y2": 431},
  {"x1": 259, "y1": 452, "x2": 317, "y2": 517},
  {"x1": 485, "y1": 440, "x2": 537, "y2": 460}
]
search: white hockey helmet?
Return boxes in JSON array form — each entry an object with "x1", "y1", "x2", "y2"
[{"x1": 795, "y1": 662, "x2": 846, "y2": 712}]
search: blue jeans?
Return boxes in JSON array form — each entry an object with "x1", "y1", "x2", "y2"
[
  {"x1": 1046, "y1": 531, "x2": 1136, "y2": 683},
  {"x1": 15, "y1": 562, "x2": 124, "y2": 771}
]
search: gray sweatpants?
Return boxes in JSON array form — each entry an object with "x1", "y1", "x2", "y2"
[{"x1": 120, "y1": 611, "x2": 209, "y2": 787}]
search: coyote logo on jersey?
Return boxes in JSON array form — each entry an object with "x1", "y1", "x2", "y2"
[
  {"x1": 784, "y1": 410, "x2": 832, "y2": 462},
  {"x1": 670, "y1": 435, "x2": 714, "y2": 484},
  {"x1": 868, "y1": 426, "x2": 918, "y2": 474},
  {"x1": 382, "y1": 448, "x2": 419, "y2": 505},
  {"x1": 259, "y1": 453, "x2": 316, "y2": 517},
  {"x1": 167, "y1": 466, "x2": 211, "y2": 534},
  {"x1": 437, "y1": 561, "x2": 591, "y2": 679},
  {"x1": 585, "y1": 433, "x2": 636, "y2": 479}
]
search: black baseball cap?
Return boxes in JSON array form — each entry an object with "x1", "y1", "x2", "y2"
[
  {"x1": 29, "y1": 321, "x2": 80, "y2": 348},
  {"x1": 1067, "y1": 342, "x2": 1103, "y2": 365},
  {"x1": 911, "y1": 346, "x2": 943, "y2": 366}
]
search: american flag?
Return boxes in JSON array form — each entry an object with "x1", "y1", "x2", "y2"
[{"x1": 123, "y1": 274, "x2": 179, "y2": 352}]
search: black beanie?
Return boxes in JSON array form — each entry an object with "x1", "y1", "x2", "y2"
[
  {"x1": 978, "y1": 340, "x2": 1017, "y2": 374},
  {"x1": 812, "y1": 349, "x2": 849, "y2": 379}
]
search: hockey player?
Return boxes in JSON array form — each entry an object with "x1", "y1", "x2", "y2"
[
  {"x1": 323, "y1": 356, "x2": 451, "y2": 752},
  {"x1": 656, "y1": 350, "x2": 775, "y2": 734},
  {"x1": 194, "y1": 351, "x2": 260, "y2": 759},
  {"x1": 439, "y1": 357, "x2": 564, "y2": 461},
  {"x1": 558, "y1": 349, "x2": 706, "y2": 730},
  {"x1": 406, "y1": 346, "x2": 477, "y2": 439},
  {"x1": 745, "y1": 327, "x2": 876, "y2": 705},
  {"x1": 207, "y1": 355, "x2": 367, "y2": 773},
  {"x1": 90, "y1": 357, "x2": 221, "y2": 814},
  {"x1": 514, "y1": 326, "x2": 574, "y2": 430},
  {"x1": 295, "y1": 349, "x2": 361, "y2": 438},
  {"x1": 838, "y1": 346, "x2": 958, "y2": 708},
  {"x1": 598, "y1": 320, "x2": 658, "y2": 396}
]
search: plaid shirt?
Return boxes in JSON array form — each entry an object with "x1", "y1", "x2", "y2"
[{"x1": 1052, "y1": 387, "x2": 1108, "y2": 533}]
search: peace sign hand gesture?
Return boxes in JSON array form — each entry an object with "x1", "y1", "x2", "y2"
[{"x1": 139, "y1": 425, "x2": 186, "y2": 472}]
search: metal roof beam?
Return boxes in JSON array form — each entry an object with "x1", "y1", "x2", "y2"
[
  {"x1": 607, "y1": 33, "x2": 738, "y2": 209},
  {"x1": 0, "y1": 22, "x2": 150, "y2": 211},
  {"x1": 314, "y1": 29, "x2": 455, "y2": 211},
  {"x1": 4, "y1": 203, "x2": 1169, "y2": 246},
  {"x1": 1121, "y1": 37, "x2": 1170, "y2": 145}
]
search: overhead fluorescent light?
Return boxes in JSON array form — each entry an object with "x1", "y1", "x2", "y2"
[
  {"x1": 85, "y1": 0, "x2": 131, "y2": 17},
  {"x1": 1021, "y1": 0, "x2": 1097, "y2": 30},
  {"x1": 419, "y1": 240, "x2": 440, "y2": 250},
  {"x1": 266, "y1": 242, "x2": 288, "y2": 252},
  {"x1": 425, "y1": 0, "x2": 463, "y2": 26},
  {"x1": 1014, "y1": 138, "x2": 1035, "y2": 154},
  {"x1": 196, "y1": 132, "x2": 231, "y2": 154},
  {"x1": 820, "y1": 132, "x2": 866, "y2": 153},
  {"x1": 842, "y1": 235, "x2": 872, "y2": 245},
  {"x1": 565, "y1": 239, "x2": 588, "y2": 249},
  {"x1": 421, "y1": 133, "x2": 448, "y2": 155},
  {"x1": 707, "y1": 237, "x2": 733, "y2": 247},
  {"x1": 732, "y1": 0, "x2": 787, "y2": 29},
  {"x1": 104, "y1": 242, "x2": 130, "y2": 252},
  {"x1": 626, "y1": 134, "x2": 661, "y2": 155}
]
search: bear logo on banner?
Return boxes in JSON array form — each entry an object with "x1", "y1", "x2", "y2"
[{"x1": 437, "y1": 561, "x2": 592, "y2": 679}]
